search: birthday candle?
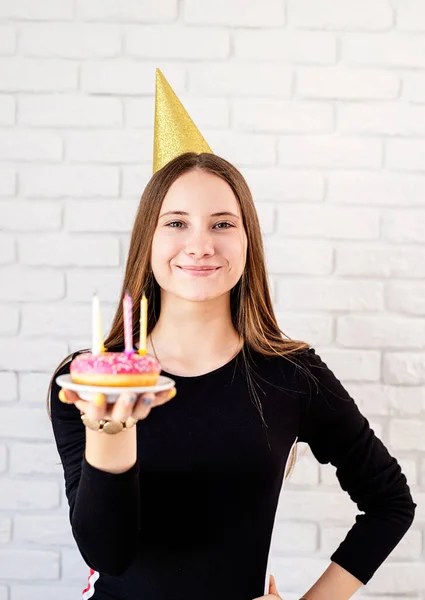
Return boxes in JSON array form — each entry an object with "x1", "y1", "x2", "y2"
[
  {"x1": 123, "y1": 290, "x2": 134, "y2": 355},
  {"x1": 92, "y1": 293, "x2": 106, "y2": 356},
  {"x1": 138, "y1": 291, "x2": 147, "y2": 356}
]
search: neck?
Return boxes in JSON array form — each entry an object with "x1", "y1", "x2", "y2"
[{"x1": 146, "y1": 290, "x2": 241, "y2": 359}]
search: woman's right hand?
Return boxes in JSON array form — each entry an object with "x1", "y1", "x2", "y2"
[{"x1": 58, "y1": 386, "x2": 177, "y2": 424}]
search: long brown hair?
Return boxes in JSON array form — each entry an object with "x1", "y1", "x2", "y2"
[{"x1": 47, "y1": 152, "x2": 311, "y2": 479}]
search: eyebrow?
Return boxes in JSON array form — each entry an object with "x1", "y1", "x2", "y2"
[{"x1": 159, "y1": 210, "x2": 240, "y2": 220}]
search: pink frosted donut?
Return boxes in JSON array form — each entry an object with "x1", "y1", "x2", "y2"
[{"x1": 70, "y1": 351, "x2": 161, "y2": 387}]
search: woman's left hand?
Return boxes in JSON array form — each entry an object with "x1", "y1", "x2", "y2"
[{"x1": 252, "y1": 573, "x2": 283, "y2": 600}]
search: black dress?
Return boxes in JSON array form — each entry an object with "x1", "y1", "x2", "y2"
[{"x1": 50, "y1": 345, "x2": 416, "y2": 599}]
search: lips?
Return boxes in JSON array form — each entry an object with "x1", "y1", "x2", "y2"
[
  {"x1": 176, "y1": 265, "x2": 221, "y2": 277},
  {"x1": 178, "y1": 266, "x2": 219, "y2": 271}
]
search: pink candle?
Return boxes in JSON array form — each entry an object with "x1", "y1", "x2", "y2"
[{"x1": 123, "y1": 290, "x2": 134, "y2": 355}]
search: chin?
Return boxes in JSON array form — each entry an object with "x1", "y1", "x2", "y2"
[
  {"x1": 176, "y1": 289, "x2": 221, "y2": 303},
  {"x1": 161, "y1": 282, "x2": 229, "y2": 303}
]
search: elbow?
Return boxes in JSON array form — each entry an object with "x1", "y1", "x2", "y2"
[
  {"x1": 383, "y1": 492, "x2": 417, "y2": 531},
  {"x1": 71, "y1": 525, "x2": 138, "y2": 577},
  {"x1": 87, "y1": 557, "x2": 134, "y2": 577},
  {"x1": 406, "y1": 498, "x2": 417, "y2": 525},
  {"x1": 400, "y1": 487, "x2": 417, "y2": 524},
  {"x1": 98, "y1": 549, "x2": 138, "y2": 577}
]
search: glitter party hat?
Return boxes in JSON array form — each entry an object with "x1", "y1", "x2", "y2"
[{"x1": 153, "y1": 68, "x2": 213, "y2": 173}]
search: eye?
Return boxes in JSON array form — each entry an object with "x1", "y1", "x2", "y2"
[
  {"x1": 166, "y1": 221, "x2": 184, "y2": 228},
  {"x1": 214, "y1": 222, "x2": 234, "y2": 229},
  {"x1": 165, "y1": 221, "x2": 234, "y2": 229}
]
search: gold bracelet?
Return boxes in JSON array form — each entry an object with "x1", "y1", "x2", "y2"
[{"x1": 80, "y1": 411, "x2": 138, "y2": 435}]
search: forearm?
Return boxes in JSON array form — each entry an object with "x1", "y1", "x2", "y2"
[
  {"x1": 70, "y1": 429, "x2": 140, "y2": 575},
  {"x1": 71, "y1": 453, "x2": 140, "y2": 575},
  {"x1": 85, "y1": 426, "x2": 137, "y2": 474},
  {"x1": 300, "y1": 561, "x2": 363, "y2": 600}
]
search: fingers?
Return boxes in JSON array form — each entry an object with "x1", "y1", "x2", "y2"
[
  {"x1": 268, "y1": 574, "x2": 281, "y2": 598},
  {"x1": 251, "y1": 574, "x2": 282, "y2": 600},
  {"x1": 131, "y1": 393, "x2": 156, "y2": 421},
  {"x1": 58, "y1": 385, "x2": 177, "y2": 423},
  {"x1": 129, "y1": 386, "x2": 176, "y2": 420},
  {"x1": 58, "y1": 388, "x2": 79, "y2": 404},
  {"x1": 110, "y1": 390, "x2": 160, "y2": 422},
  {"x1": 58, "y1": 388, "x2": 102, "y2": 420},
  {"x1": 154, "y1": 387, "x2": 177, "y2": 406},
  {"x1": 259, "y1": 573, "x2": 282, "y2": 600},
  {"x1": 110, "y1": 392, "x2": 141, "y2": 423},
  {"x1": 59, "y1": 388, "x2": 91, "y2": 414},
  {"x1": 59, "y1": 388, "x2": 108, "y2": 420}
]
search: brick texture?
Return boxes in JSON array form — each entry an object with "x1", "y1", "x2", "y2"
[{"x1": 1, "y1": 0, "x2": 423, "y2": 596}]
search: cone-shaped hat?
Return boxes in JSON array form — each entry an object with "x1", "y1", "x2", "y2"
[{"x1": 153, "y1": 68, "x2": 213, "y2": 173}]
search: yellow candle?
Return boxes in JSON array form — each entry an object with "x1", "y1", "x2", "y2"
[
  {"x1": 138, "y1": 291, "x2": 147, "y2": 356},
  {"x1": 92, "y1": 293, "x2": 106, "y2": 356}
]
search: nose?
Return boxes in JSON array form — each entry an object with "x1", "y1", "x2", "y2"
[{"x1": 184, "y1": 229, "x2": 215, "y2": 258}]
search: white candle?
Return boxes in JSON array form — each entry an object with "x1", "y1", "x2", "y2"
[
  {"x1": 92, "y1": 293, "x2": 105, "y2": 355},
  {"x1": 123, "y1": 290, "x2": 134, "y2": 355},
  {"x1": 138, "y1": 291, "x2": 147, "y2": 356}
]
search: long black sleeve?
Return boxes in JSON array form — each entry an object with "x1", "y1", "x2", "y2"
[
  {"x1": 297, "y1": 348, "x2": 417, "y2": 585},
  {"x1": 50, "y1": 359, "x2": 141, "y2": 575}
]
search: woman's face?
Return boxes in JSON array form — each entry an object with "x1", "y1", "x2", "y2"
[{"x1": 151, "y1": 169, "x2": 247, "y2": 303}]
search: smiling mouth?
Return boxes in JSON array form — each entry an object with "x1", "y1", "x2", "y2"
[
  {"x1": 178, "y1": 266, "x2": 220, "y2": 271},
  {"x1": 176, "y1": 266, "x2": 221, "y2": 276}
]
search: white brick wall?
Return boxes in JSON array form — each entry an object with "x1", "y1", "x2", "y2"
[{"x1": 0, "y1": 0, "x2": 423, "y2": 598}]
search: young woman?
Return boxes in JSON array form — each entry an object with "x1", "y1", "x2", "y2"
[{"x1": 48, "y1": 152, "x2": 416, "y2": 600}]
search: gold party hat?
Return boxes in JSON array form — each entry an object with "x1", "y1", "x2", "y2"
[{"x1": 153, "y1": 68, "x2": 213, "y2": 173}]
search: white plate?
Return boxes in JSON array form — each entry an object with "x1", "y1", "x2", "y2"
[{"x1": 56, "y1": 374, "x2": 175, "y2": 403}]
